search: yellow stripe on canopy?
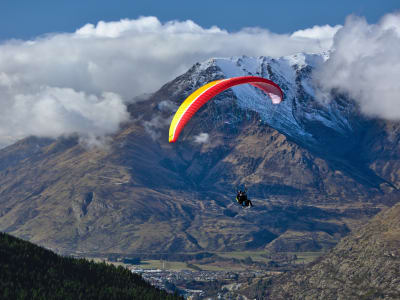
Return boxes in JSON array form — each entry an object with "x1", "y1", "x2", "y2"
[{"x1": 169, "y1": 80, "x2": 223, "y2": 142}]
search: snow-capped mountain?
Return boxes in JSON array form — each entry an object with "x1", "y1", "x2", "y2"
[
  {"x1": 0, "y1": 53, "x2": 398, "y2": 256},
  {"x1": 166, "y1": 53, "x2": 364, "y2": 156},
  {"x1": 148, "y1": 52, "x2": 399, "y2": 195}
]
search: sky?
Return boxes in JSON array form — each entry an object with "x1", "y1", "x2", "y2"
[
  {"x1": 0, "y1": 0, "x2": 399, "y2": 40},
  {"x1": 0, "y1": 1, "x2": 399, "y2": 147}
]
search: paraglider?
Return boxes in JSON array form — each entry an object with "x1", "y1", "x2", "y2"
[
  {"x1": 169, "y1": 76, "x2": 283, "y2": 143},
  {"x1": 236, "y1": 188, "x2": 253, "y2": 208}
]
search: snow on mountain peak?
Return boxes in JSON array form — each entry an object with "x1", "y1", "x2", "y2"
[{"x1": 186, "y1": 52, "x2": 359, "y2": 150}]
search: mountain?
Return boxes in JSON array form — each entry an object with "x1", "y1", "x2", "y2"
[
  {"x1": 250, "y1": 201, "x2": 400, "y2": 300},
  {"x1": 0, "y1": 53, "x2": 398, "y2": 256},
  {"x1": 0, "y1": 232, "x2": 182, "y2": 299}
]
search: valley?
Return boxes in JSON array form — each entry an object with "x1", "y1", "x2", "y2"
[{"x1": 0, "y1": 54, "x2": 398, "y2": 292}]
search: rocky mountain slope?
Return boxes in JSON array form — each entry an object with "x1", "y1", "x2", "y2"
[
  {"x1": 251, "y1": 201, "x2": 400, "y2": 300},
  {"x1": 0, "y1": 53, "x2": 398, "y2": 256}
]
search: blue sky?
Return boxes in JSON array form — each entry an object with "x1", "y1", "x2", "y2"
[{"x1": 1, "y1": 0, "x2": 399, "y2": 40}]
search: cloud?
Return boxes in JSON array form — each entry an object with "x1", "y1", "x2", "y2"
[
  {"x1": 0, "y1": 16, "x2": 339, "y2": 147},
  {"x1": 313, "y1": 13, "x2": 400, "y2": 120},
  {"x1": 157, "y1": 100, "x2": 178, "y2": 112},
  {"x1": 0, "y1": 87, "x2": 129, "y2": 147},
  {"x1": 291, "y1": 24, "x2": 342, "y2": 50},
  {"x1": 143, "y1": 114, "x2": 172, "y2": 141},
  {"x1": 194, "y1": 133, "x2": 209, "y2": 144}
]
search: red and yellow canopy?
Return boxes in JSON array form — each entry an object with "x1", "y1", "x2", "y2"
[{"x1": 169, "y1": 76, "x2": 283, "y2": 143}]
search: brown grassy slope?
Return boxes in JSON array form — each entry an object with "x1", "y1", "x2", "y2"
[{"x1": 254, "y1": 202, "x2": 400, "y2": 300}]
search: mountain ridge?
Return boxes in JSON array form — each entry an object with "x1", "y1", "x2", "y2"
[
  {"x1": 0, "y1": 53, "x2": 398, "y2": 256},
  {"x1": 252, "y1": 201, "x2": 400, "y2": 300}
]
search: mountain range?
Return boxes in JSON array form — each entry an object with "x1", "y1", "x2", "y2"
[{"x1": 0, "y1": 53, "x2": 398, "y2": 257}]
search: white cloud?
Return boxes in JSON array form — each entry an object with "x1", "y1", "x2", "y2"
[
  {"x1": 143, "y1": 114, "x2": 172, "y2": 141},
  {"x1": 194, "y1": 133, "x2": 209, "y2": 144},
  {"x1": 157, "y1": 100, "x2": 178, "y2": 112},
  {"x1": 314, "y1": 13, "x2": 400, "y2": 120},
  {"x1": 291, "y1": 24, "x2": 342, "y2": 50},
  {"x1": 0, "y1": 16, "x2": 339, "y2": 147},
  {"x1": 0, "y1": 87, "x2": 129, "y2": 147}
]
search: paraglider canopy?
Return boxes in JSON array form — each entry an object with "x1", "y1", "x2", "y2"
[{"x1": 169, "y1": 76, "x2": 284, "y2": 143}]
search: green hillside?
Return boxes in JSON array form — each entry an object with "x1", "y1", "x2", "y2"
[{"x1": 0, "y1": 232, "x2": 182, "y2": 300}]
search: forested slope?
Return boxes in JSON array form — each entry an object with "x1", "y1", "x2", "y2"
[{"x1": 0, "y1": 232, "x2": 182, "y2": 300}]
